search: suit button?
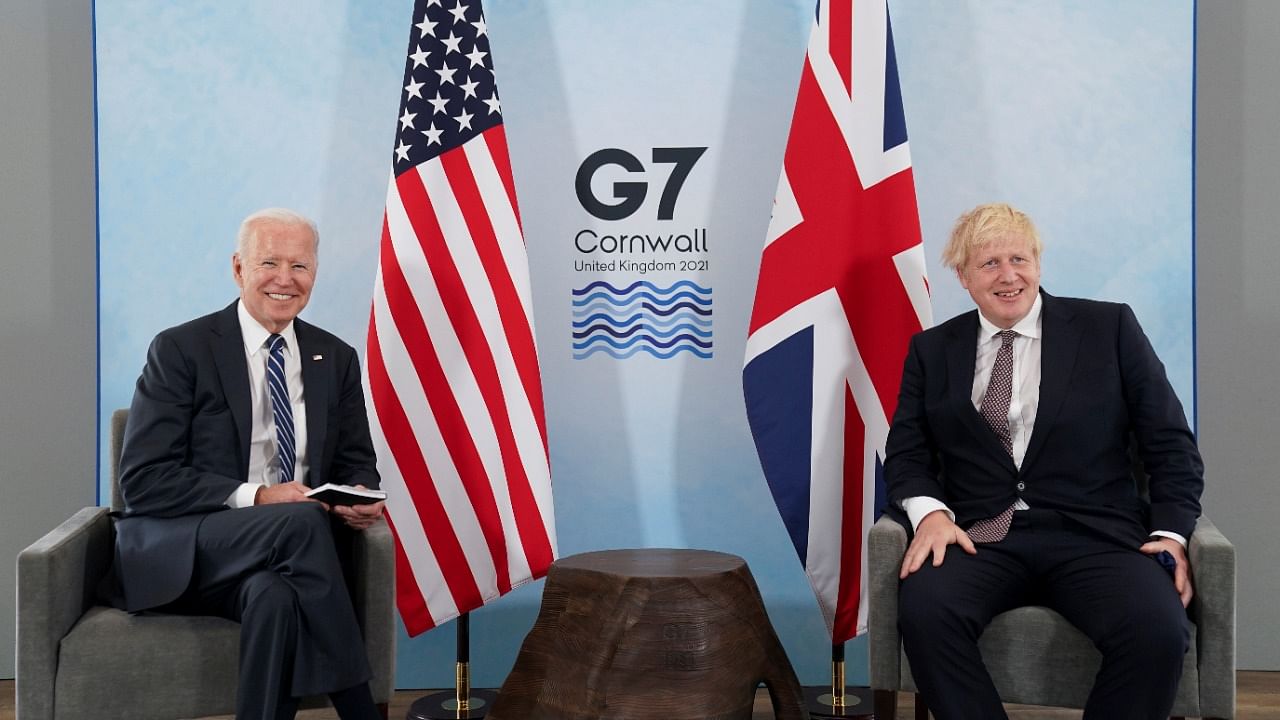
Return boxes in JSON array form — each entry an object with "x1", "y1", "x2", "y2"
[{"x1": 1016, "y1": 482, "x2": 1026, "y2": 491}]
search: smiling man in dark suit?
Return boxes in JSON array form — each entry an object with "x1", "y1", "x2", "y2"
[
  {"x1": 884, "y1": 203, "x2": 1203, "y2": 720},
  {"x1": 113, "y1": 208, "x2": 385, "y2": 720}
]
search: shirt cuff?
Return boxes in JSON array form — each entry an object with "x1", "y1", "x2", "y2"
[
  {"x1": 1150, "y1": 530, "x2": 1188, "y2": 548},
  {"x1": 227, "y1": 482, "x2": 264, "y2": 509},
  {"x1": 901, "y1": 496, "x2": 955, "y2": 532}
]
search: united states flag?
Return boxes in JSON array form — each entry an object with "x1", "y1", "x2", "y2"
[
  {"x1": 743, "y1": 0, "x2": 931, "y2": 643},
  {"x1": 364, "y1": 0, "x2": 556, "y2": 637}
]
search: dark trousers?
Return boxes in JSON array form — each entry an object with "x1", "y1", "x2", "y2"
[
  {"x1": 166, "y1": 503, "x2": 374, "y2": 720},
  {"x1": 898, "y1": 508, "x2": 1189, "y2": 720}
]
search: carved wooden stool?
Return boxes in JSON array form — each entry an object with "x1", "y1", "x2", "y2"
[{"x1": 489, "y1": 548, "x2": 806, "y2": 720}]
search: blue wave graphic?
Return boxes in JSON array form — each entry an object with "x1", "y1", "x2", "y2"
[
  {"x1": 645, "y1": 300, "x2": 711, "y2": 316},
  {"x1": 572, "y1": 323, "x2": 713, "y2": 340},
  {"x1": 571, "y1": 290, "x2": 710, "y2": 307},
  {"x1": 571, "y1": 301, "x2": 714, "y2": 318},
  {"x1": 573, "y1": 345, "x2": 714, "y2": 360},
  {"x1": 571, "y1": 311, "x2": 713, "y2": 329},
  {"x1": 571, "y1": 281, "x2": 713, "y2": 361},
  {"x1": 572, "y1": 279, "x2": 711, "y2": 296},
  {"x1": 573, "y1": 334, "x2": 713, "y2": 351}
]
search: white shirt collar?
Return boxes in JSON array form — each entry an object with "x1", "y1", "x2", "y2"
[
  {"x1": 236, "y1": 299, "x2": 298, "y2": 355},
  {"x1": 976, "y1": 291, "x2": 1043, "y2": 340}
]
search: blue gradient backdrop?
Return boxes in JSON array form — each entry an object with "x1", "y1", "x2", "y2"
[{"x1": 96, "y1": 0, "x2": 1193, "y2": 687}]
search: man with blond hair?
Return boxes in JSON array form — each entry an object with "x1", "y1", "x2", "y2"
[
  {"x1": 112, "y1": 208, "x2": 385, "y2": 720},
  {"x1": 884, "y1": 203, "x2": 1203, "y2": 720}
]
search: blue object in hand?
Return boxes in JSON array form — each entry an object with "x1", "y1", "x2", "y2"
[{"x1": 1155, "y1": 550, "x2": 1177, "y2": 577}]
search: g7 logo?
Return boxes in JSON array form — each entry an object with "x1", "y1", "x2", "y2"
[{"x1": 575, "y1": 147, "x2": 707, "y2": 221}]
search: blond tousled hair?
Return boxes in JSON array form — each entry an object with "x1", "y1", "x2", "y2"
[{"x1": 941, "y1": 203, "x2": 1042, "y2": 271}]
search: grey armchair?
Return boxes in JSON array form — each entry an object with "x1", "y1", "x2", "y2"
[
  {"x1": 867, "y1": 514, "x2": 1236, "y2": 719},
  {"x1": 16, "y1": 408, "x2": 397, "y2": 719}
]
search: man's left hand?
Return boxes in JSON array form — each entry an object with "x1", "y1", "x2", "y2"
[
  {"x1": 1140, "y1": 536, "x2": 1194, "y2": 608},
  {"x1": 330, "y1": 485, "x2": 385, "y2": 530}
]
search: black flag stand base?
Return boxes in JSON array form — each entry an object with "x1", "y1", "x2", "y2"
[
  {"x1": 804, "y1": 685, "x2": 875, "y2": 719},
  {"x1": 405, "y1": 683, "x2": 497, "y2": 720},
  {"x1": 405, "y1": 613, "x2": 499, "y2": 720},
  {"x1": 805, "y1": 643, "x2": 875, "y2": 719}
]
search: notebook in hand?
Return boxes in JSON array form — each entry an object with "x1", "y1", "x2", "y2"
[{"x1": 305, "y1": 483, "x2": 387, "y2": 506}]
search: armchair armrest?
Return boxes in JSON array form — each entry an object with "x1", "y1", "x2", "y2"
[
  {"x1": 867, "y1": 515, "x2": 908, "y2": 690},
  {"x1": 353, "y1": 517, "x2": 396, "y2": 704},
  {"x1": 1187, "y1": 515, "x2": 1235, "y2": 718},
  {"x1": 16, "y1": 506, "x2": 114, "y2": 720}
]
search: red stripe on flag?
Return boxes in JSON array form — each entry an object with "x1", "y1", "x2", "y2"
[
  {"x1": 383, "y1": 509, "x2": 436, "y2": 635},
  {"x1": 485, "y1": 126, "x2": 524, "y2": 234},
  {"x1": 833, "y1": 385, "x2": 867, "y2": 641},
  {"x1": 439, "y1": 145, "x2": 554, "y2": 573},
  {"x1": 830, "y1": 0, "x2": 853, "y2": 97},
  {"x1": 366, "y1": 293, "x2": 484, "y2": 615},
  {"x1": 394, "y1": 167, "x2": 518, "y2": 593},
  {"x1": 457, "y1": 130, "x2": 548, "y2": 454}
]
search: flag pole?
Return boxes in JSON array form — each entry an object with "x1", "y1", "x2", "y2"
[
  {"x1": 831, "y1": 642, "x2": 846, "y2": 709},
  {"x1": 803, "y1": 642, "x2": 873, "y2": 719},
  {"x1": 455, "y1": 611, "x2": 472, "y2": 712},
  {"x1": 405, "y1": 612, "x2": 497, "y2": 720}
]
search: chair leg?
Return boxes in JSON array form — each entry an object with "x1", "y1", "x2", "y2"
[
  {"x1": 914, "y1": 692, "x2": 929, "y2": 720},
  {"x1": 873, "y1": 689, "x2": 897, "y2": 719},
  {"x1": 376, "y1": 701, "x2": 389, "y2": 719}
]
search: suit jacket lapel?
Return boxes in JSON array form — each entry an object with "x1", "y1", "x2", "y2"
[
  {"x1": 946, "y1": 312, "x2": 1012, "y2": 464},
  {"x1": 210, "y1": 302, "x2": 252, "y2": 480},
  {"x1": 296, "y1": 320, "x2": 329, "y2": 487},
  {"x1": 1021, "y1": 292, "x2": 1080, "y2": 475}
]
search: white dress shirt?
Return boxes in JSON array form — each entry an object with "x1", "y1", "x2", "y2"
[{"x1": 226, "y1": 300, "x2": 310, "y2": 508}]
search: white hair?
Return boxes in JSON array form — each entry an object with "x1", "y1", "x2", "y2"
[{"x1": 235, "y1": 208, "x2": 319, "y2": 256}]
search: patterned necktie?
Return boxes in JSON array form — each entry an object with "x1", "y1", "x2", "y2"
[
  {"x1": 969, "y1": 329, "x2": 1018, "y2": 543},
  {"x1": 979, "y1": 330, "x2": 1018, "y2": 455},
  {"x1": 266, "y1": 334, "x2": 296, "y2": 485}
]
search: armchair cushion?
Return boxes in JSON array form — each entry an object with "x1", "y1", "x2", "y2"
[{"x1": 55, "y1": 607, "x2": 240, "y2": 719}]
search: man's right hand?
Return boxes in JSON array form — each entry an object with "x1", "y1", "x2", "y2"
[
  {"x1": 255, "y1": 481, "x2": 322, "y2": 506},
  {"x1": 899, "y1": 510, "x2": 977, "y2": 579}
]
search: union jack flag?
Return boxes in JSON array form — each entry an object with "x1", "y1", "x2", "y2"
[
  {"x1": 364, "y1": 0, "x2": 556, "y2": 636},
  {"x1": 743, "y1": 0, "x2": 931, "y2": 643}
]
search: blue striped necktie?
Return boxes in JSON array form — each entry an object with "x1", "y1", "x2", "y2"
[{"x1": 266, "y1": 334, "x2": 296, "y2": 484}]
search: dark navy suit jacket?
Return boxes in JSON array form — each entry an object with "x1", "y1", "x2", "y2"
[
  {"x1": 884, "y1": 291, "x2": 1203, "y2": 548},
  {"x1": 113, "y1": 301, "x2": 379, "y2": 612}
]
